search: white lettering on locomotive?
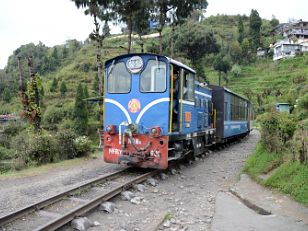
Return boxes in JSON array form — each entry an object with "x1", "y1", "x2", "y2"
[
  {"x1": 128, "y1": 138, "x2": 141, "y2": 145},
  {"x1": 108, "y1": 148, "x2": 122, "y2": 155}
]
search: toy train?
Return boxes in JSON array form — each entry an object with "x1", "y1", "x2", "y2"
[{"x1": 103, "y1": 53, "x2": 253, "y2": 169}]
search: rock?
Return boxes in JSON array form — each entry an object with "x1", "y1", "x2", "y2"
[
  {"x1": 99, "y1": 201, "x2": 116, "y2": 213},
  {"x1": 134, "y1": 184, "x2": 146, "y2": 192},
  {"x1": 71, "y1": 217, "x2": 98, "y2": 231},
  {"x1": 195, "y1": 157, "x2": 200, "y2": 161},
  {"x1": 153, "y1": 188, "x2": 159, "y2": 193},
  {"x1": 179, "y1": 226, "x2": 188, "y2": 231},
  {"x1": 121, "y1": 191, "x2": 135, "y2": 201},
  {"x1": 170, "y1": 168, "x2": 177, "y2": 175},
  {"x1": 160, "y1": 173, "x2": 168, "y2": 180},
  {"x1": 146, "y1": 177, "x2": 158, "y2": 187},
  {"x1": 179, "y1": 164, "x2": 186, "y2": 170},
  {"x1": 130, "y1": 196, "x2": 144, "y2": 205},
  {"x1": 163, "y1": 220, "x2": 171, "y2": 228}
]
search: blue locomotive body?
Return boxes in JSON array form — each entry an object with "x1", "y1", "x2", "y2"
[{"x1": 103, "y1": 53, "x2": 251, "y2": 169}]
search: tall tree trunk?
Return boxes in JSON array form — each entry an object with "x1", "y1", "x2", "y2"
[
  {"x1": 170, "y1": 23, "x2": 175, "y2": 57},
  {"x1": 93, "y1": 14, "x2": 104, "y2": 147},
  {"x1": 218, "y1": 71, "x2": 221, "y2": 86},
  {"x1": 127, "y1": 13, "x2": 133, "y2": 54},
  {"x1": 17, "y1": 57, "x2": 29, "y2": 111},
  {"x1": 27, "y1": 56, "x2": 41, "y2": 134},
  {"x1": 159, "y1": 29, "x2": 163, "y2": 55}
]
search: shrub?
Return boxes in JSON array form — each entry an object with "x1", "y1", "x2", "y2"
[
  {"x1": 259, "y1": 111, "x2": 296, "y2": 152},
  {"x1": 55, "y1": 129, "x2": 77, "y2": 159},
  {"x1": 0, "y1": 146, "x2": 14, "y2": 160},
  {"x1": 27, "y1": 134, "x2": 59, "y2": 164},
  {"x1": 74, "y1": 136, "x2": 92, "y2": 157},
  {"x1": 231, "y1": 64, "x2": 242, "y2": 77}
]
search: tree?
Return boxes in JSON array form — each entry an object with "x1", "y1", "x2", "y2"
[
  {"x1": 249, "y1": 9, "x2": 262, "y2": 50},
  {"x1": 174, "y1": 21, "x2": 219, "y2": 65},
  {"x1": 213, "y1": 53, "x2": 231, "y2": 86},
  {"x1": 238, "y1": 15, "x2": 244, "y2": 44},
  {"x1": 84, "y1": 84, "x2": 89, "y2": 98},
  {"x1": 60, "y1": 81, "x2": 67, "y2": 97},
  {"x1": 50, "y1": 78, "x2": 58, "y2": 92},
  {"x1": 72, "y1": 0, "x2": 112, "y2": 126},
  {"x1": 113, "y1": 0, "x2": 146, "y2": 53},
  {"x1": 74, "y1": 83, "x2": 88, "y2": 135},
  {"x1": 230, "y1": 41, "x2": 242, "y2": 63},
  {"x1": 2, "y1": 88, "x2": 12, "y2": 103},
  {"x1": 270, "y1": 15, "x2": 279, "y2": 28},
  {"x1": 152, "y1": 0, "x2": 208, "y2": 54}
]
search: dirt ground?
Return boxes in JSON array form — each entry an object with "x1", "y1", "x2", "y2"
[{"x1": 2, "y1": 130, "x2": 297, "y2": 231}]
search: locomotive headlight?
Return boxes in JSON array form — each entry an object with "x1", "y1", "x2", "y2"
[
  {"x1": 151, "y1": 128, "x2": 157, "y2": 135},
  {"x1": 106, "y1": 125, "x2": 116, "y2": 135},
  {"x1": 150, "y1": 126, "x2": 162, "y2": 137}
]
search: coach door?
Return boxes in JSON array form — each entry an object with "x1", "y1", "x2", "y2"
[{"x1": 170, "y1": 65, "x2": 181, "y2": 133}]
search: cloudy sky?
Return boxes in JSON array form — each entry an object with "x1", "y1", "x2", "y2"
[{"x1": 0, "y1": 0, "x2": 307, "y2": 69}]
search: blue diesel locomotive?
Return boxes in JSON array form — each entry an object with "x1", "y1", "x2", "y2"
[{"x1": 103, "y1": 53, "x2": 252, "y2": 169}]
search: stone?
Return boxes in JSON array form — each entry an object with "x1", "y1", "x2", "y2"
[
  {"x1": 99, "y1": 201, "x2": 116, "y2": 213},
  {"x1": 121, "y1": 191, "x2": 135, "y2": 201},
  {"x1": 163, "y1": 220, "x2": 171, "y2": 228},
  {"x1": 160, "y1": 173, "x2": 168, "y2": 180},
  {"x1": 134, "y1": 184, "x2": 146, "y2": 192},
  {"x1": 71, "y1": 217, "x2": 98, "y2": 231},
  {"x1": 170, "y1": 168, "x2": 177, "y2": 175},
  {"x1": 146, "y1": 177, "x2": 158, "y2": 187},
  {"x1": 131, "y1": 196, "x2": 144, "y2": 205}
]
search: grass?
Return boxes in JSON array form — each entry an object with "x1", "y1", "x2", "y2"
[
  {"x1": 243, "y1": 142, "x2": 308, "y2": 206},
  {"x1": 264, "y1": 162, "x2": 308, "y2": 206},
  {"x1": 243, "y1": 143, "x2": 283, "y2": 178}
]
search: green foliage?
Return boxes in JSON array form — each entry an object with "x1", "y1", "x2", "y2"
[
  {"x1": 174, "y1": 20, "x2": 219, "y2": 64},
  {"x1": 0, "y1": 146, "x2": 14, "y2": 160},
  {"x1": 2, "y1": 88, "x2": 12, "y2": 103},
  {"x1": 60, "y1": 81, "x2": 68, "y2": 97},
  {"x1": 55, "y1": 129, "x2": 77, "y2": 159},
  {"x1": 259, "y1": 111, "x2": 296, "y2": 153},
  {"x1": 74, "y1": 136, "x2": 92, "y2": 157},
  {"x1": 264, "y1": 161, "x2": 308, "y2": 205},
  {"x1": 249, "y1": 9, "x2": 262, "y2": 50},
  {"x1": 231, "y1": 64, "x2": 242, "y2": 77},
  {"x1": 74, "y1": 83, "x2": 88, "y2": 135},
  {"x1": 243, "y1": 143, "x2": 283, "y2": 178},
  {"x1": 50, "y1": 78, "x2": 58, "y2": 92}
]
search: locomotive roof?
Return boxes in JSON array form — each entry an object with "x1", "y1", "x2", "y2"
[{"x1": 105, "y1": 53, "x2": 196, "y2": 74}]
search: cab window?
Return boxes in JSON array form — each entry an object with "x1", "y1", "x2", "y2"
[
  {"x1": 108, "y1": 62, "x2": 131, "y2": 93},
  {"x1": 140, "y1": 60, "x2": 166, "y2": 92},
  {"x1": 184, "y1": 72, "x2": 195, "y2": 101}
]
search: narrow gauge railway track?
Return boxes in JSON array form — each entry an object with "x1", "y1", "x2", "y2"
[{"x1": 0, "y1": 167, "x2": 159, "y2": 231}]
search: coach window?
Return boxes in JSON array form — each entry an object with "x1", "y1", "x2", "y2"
[
  {"x1": 140, "y1": 60, "x2": 166, "y2": 92},
  {"x1": 108, "y1": 62, "x2": 131, "y2": 93},
  {"x1": 184, "y1": 72, "x2": 195, "y2": 101}
]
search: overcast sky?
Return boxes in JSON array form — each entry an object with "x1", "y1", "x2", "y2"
[{"x1": 0, "y1": 0, "x2": 307, "y2": 69}]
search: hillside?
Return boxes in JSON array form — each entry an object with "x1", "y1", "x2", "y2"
[{"x1": 0, "y1": 14, "x2": 307, "y2": 175}]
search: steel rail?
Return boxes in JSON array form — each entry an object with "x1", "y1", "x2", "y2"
[
  {"x1": 34, "y1": 169, "x2": 159, "y2": 231},
  {"x1": 0, "y1": 168, "x2": 129, "y2": 227}
]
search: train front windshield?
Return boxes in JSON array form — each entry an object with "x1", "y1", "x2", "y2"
[{"x1": 107, "y1": 59, "x2": 167, "y2": 93}]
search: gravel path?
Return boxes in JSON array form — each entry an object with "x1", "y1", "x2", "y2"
[
  {"x1": 71, "y1": 130, "x2": 259, "y2": 231},
  {"x1": 0, "y1": 130, "x2": 260, "y2": 231}
]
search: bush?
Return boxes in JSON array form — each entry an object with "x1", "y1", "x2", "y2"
[
  {"x1": 0, "y1": 146, "x2": 14, "y2": 160},
  {"x1": 55, "y1": 129, "x2": 77, "y2": 159},
  {"x1": 74, "y1": 136, "x2": 92, "y2": 157},
  {"x1": 259, "y1": 111, "x2": 296, "y2": 152},
  {"x1": 27, "y1": 133, "x2": 59, "y2": 165},
  {"x1": 231, "y1": 64, "x2": 242, "y2": 77}
]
